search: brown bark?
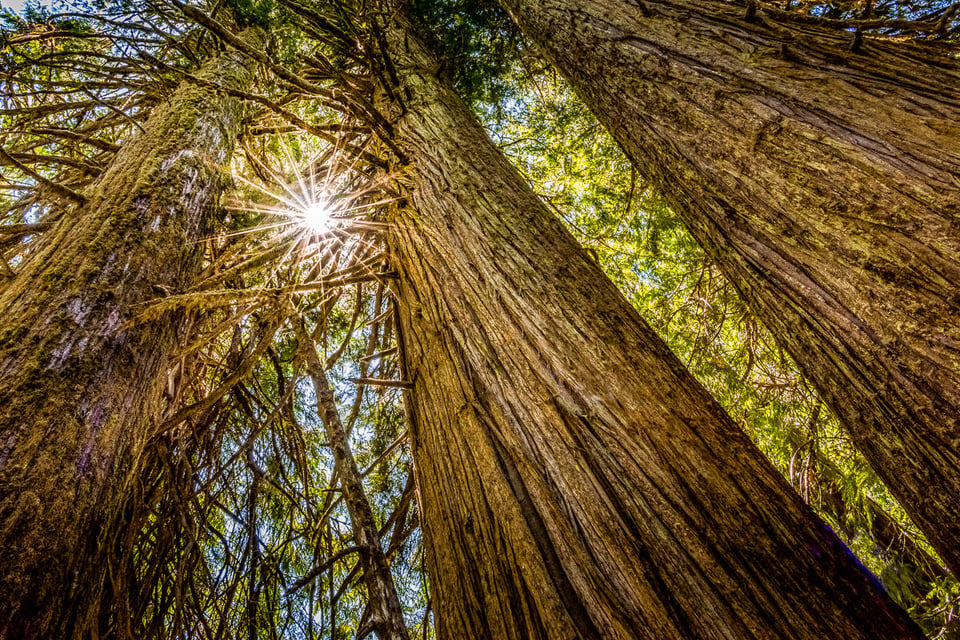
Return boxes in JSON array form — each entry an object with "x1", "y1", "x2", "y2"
[
  {"x1": 294, "y1": 318, "x2": 410, "y2": 640},
  {"x1": 372, "y1": 7, "x2": 924, "y2": 639},
  {"x1": 0, "y1": 40, "x2": 255, "y2": 638},
  {"x1": 495, "y1": 0, "x2": 960, "y2": 576}
]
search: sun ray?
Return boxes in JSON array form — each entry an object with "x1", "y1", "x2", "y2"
[{"x1": 206, "y1": 129, "x2": 403, "y2": 312}]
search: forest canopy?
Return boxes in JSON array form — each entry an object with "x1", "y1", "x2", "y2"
[{"x1": 0, "y1": 0, "x2": 958, "y2": 637}]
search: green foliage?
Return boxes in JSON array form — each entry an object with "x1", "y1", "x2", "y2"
[
  {"x1": 411, "y1": 0, "x2": 523, "y2": 108},
  {"x1": 224, "y1": 0, "x2": 276, "y2": 29}
]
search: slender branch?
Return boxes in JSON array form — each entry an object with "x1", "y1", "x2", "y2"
[{"x1": 0, "y1": 145, "x2": 87, "y2": 205}]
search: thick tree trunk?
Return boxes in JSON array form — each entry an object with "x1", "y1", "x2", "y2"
[
  {"x1": 373, "y1": 8, "x2": 924, "y2": 639},
  {"x1": 781, "y1": 409, "x2": 951, "y2": 629},
  {"x1": 0, "y1": 41, "x2": 254, "y2": 638},
  {"x1": 496, "y1": 0, "x2": 960, "y2": 575}
]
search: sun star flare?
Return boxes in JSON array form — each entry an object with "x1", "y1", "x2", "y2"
[{"x1": 302, "y1": 200, "x2": 333, "y2": 233}]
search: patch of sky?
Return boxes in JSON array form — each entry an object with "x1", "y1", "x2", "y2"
[
  {"x1": 631, "y1": 263, "x2": 659, "y2": 288},
  {"x1": 1, "y1": 0, "x2": 71, "y2": 15},
  {"x1": 2, "y1": 0, "x2": 115, "y2": 20},
  {"x1": 0, "y1": 0, "x2": 27, "y2": 13},
  {"x1": 478, "y1": 94, "x2": 527, "y2": 130},
  {"x1": 293, "y1": 374, "x2": 321, "y2": 428}
]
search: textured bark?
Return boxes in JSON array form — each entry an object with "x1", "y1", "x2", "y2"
[
  {"x1": 374, "y1": 8, "x2": 924, "y2": 639},
  {"x1": 0, "y1": 41, "x2": 254, "y2": 638},
  {"x1": 295, "y1": 320, "x2": 410, "y2": 640},
  {"x1": 496, "y1": 0, "x2": 960, "y2": 575}
]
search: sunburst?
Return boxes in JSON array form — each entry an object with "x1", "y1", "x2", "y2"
[
  {"x1": 219, "y1": 135, "x2": 398, "y2": 298},
  {"x1": 301, "y1": 200, "x2": 334, "y2": 233}
]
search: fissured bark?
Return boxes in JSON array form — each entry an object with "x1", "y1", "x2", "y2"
[
  {"x1": 373, "y1": 7, "x2": 925, "y2": 639},
  {"x1": 497, "y1": 0, "x2": 960, "y2": 576}
]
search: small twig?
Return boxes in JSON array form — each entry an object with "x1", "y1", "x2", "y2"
[
  {"x1": 347, "y1": 377, "x2": 413, "y2": 389},
  {"x1": 285, "y1": 545, "x2": 363, "y2": 595},
  {"x1": 850, "y1": 27, "x2": 864, "y2": 52},
  {"x1": 936, "y1": 1, "x2": 960, "y2": 33},
  {"x1": 359, "y1": 347, "x2": 397, "y2": 362},
  {"x1": 763, "y1": 4, "x2": 943, "y2": 33},
  {"x1": 0, "y1": 145, "x2": 86, "y2": 205}
]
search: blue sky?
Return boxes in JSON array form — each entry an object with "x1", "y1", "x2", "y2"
[{"x1": 1, "y1": 0, "x2": 28, "y2": 13}]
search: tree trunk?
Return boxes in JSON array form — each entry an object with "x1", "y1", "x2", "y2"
[
  {"x1": 0, "y1": 40, "x2": 254, "y2": 638},
  {"x1": 782, "y1": 408, "x2": 951, "y2": 630},
  {"x1": 496, "y1": 0, "x2": 960, "y2": 576},
  {"x1": 372, "y1": 7, "x2": 924, "y2": 639},
  {"x1": 295, "y1": 318, "x2": 410, "y2": 640}
]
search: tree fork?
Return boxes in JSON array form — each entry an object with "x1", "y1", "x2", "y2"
[
  {"x1": 496, "y1": 0, "x2": 960, "y2": 575},
  {"x1": 370, "y1": 5, "x2": 925, "y2": 638},
  {"x1": 0, "y1": 34, "x2": 257, "y2": 638}
]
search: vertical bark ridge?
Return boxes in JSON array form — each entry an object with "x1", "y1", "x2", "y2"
[
  {"x1": 496, "y1": 0, "x2": 960, "y2": 574},
  {"x1": 374, "y1": 7, "x2": 924, "y2": 639},
  {"x1": 0, "y1": 37, "x2": 256, "y2": 638}
]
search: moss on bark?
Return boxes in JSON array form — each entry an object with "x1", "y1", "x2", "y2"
[{"x1": 0, "y1": 37, "x2": 256, "y2": 639}]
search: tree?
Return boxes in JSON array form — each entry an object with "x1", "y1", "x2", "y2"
[
  {"x1": 295, "y1": 314, "x2": 410, "y2": 640},
  {"x1": 0, "y1": 1, "x2": 952, "y2": 636},
  {"x1": 0, "y1": 30, "x2": 256, "y2": 636},
  {"x1": 495, "y1": 0, "x2": 960, "y2": 576},
  {"x1": 359, "y1": 4, "x2": 926, "y2": 637},
  {"x1": 482, "y1": 72, "x2": 960, "y2": 632}
]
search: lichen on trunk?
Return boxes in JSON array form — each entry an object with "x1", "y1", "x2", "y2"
[
  {"x1": 496, "y1": 0, "x2": 960, "y2": 576},
  {"x1": 0, "y1": 37, "x2": 256, "y2": 638},
  {"x1": 371, "y1": 6, "x2": 925, "y2": 639}
]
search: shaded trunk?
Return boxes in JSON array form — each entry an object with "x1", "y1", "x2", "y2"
[
  {"x1": 0, "y1": 41, "x2": 254, "y2": 638},
  {"x1": 373, "y1": 8, "x2": 924, "y2": 639},
  {"x1": 815, "y1": 466, "x2": 960, "y2": 637},
  {"x1": 496, "y1": 0, "x2": 960, "y2": 575},
  {"x1": 295, "y1": 319, "x2": 410, "y2": 640}
]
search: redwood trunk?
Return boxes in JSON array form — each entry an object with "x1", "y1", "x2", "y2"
[
  {"x1": 0, "y1": 43, "x2": 253, "y2": 637},
  {"x1": 496, "y1": 0, "x2": 960, "y2": 575},
  {"x1": 374, "y1": 9, "x2": 924, "y2": 639}
]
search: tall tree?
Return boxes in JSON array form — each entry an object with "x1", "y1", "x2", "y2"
[
  {"x1": 495, "y1": 0, "x2": 960, "y2": 575},
  {"x1": 296, "y1": 315, "x2": 410, "y2": 640},
  {"x1": 355, "y1": 4, "x2": 926, "y2": 637},
  {"x1": 0, "y1": 34, "x2": 255, "y2": 637}
]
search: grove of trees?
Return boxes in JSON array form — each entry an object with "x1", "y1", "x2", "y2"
[{"x1": 0, "y1": 0, "x2": 957, "y2": 637}]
